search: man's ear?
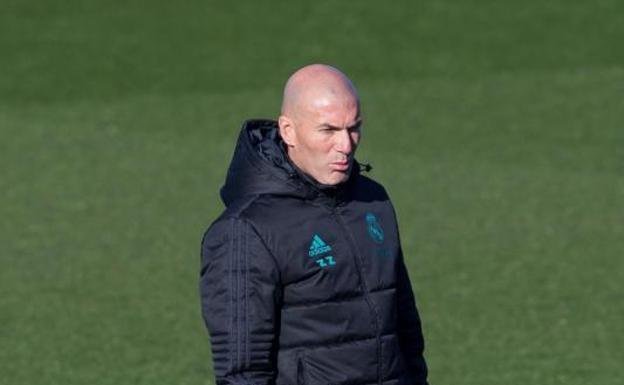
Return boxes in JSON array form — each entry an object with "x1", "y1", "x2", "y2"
[{"x1": 278, "y1": 115, "x2": 296, "y2": 147}]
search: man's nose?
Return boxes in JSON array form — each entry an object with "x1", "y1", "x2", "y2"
[{"x1": 335, "y1": 130, "x2": 354, "y2": 154}]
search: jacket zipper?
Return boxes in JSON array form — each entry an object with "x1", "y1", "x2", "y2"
[{"x1": 332, "y1": 209, "x2": 383, "y2": 385}]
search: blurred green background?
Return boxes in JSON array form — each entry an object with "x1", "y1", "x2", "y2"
[{"x1": 1, "y1": 1, "x2": 623, "y2": 384}]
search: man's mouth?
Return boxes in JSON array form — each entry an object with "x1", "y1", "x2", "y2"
[{"x1": 331, "y1": 161, "x2": 350, "y2": 171}]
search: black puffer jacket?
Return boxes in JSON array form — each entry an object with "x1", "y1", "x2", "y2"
[{"x1": 200, "y1": 119, "x2": 428, "y2": 385}]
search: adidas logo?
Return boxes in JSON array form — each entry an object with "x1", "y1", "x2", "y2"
[{"x1": 308, "y1": 234, "x2": 332, "y2": 257}]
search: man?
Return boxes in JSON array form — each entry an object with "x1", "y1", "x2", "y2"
[{"x1": 200, "y1": 64, "x2": 428, "y2": 385}]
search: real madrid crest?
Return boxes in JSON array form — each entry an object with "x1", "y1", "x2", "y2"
[{"x1": 366, "y1": 212, "x2": 385, "y2": 244}]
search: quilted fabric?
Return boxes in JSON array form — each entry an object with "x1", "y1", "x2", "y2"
[{"x1": 200, "y1": 120, "x2": 428, "y2": 385}]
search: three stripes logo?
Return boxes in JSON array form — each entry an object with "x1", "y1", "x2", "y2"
[{"x1": 308, "y1": 234, "x2": 336, "y2": 268}]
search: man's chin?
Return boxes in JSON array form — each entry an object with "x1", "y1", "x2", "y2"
[{"x1": 325, "y1": 170, "x2": 350, "y2": 185}]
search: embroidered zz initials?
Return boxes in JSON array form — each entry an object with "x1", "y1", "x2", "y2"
[{"x1": 315, "y1": 255, "x2": 336, "y2": 268}]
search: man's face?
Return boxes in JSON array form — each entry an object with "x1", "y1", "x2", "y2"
[{"x1": 288, "y1": 97, "x2": 361, "y2": 185}]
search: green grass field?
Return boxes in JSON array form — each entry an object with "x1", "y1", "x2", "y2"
[{"x1": 1, "y1": 1, "x2": 623, "y2": 384}]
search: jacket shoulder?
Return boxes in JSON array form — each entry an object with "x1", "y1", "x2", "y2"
[
  {"x1": 351, "y1": 173, "x2": 391, "y2": 202},
  {"x1": 205, "y1": 193, "x2": 265, "y2": 227},
  {"x1": 200, "y1": 196, "x2": 280, "y2": 273},
  {"x1": 201, "y1": 194, "x2": 282, "y2": 250},
  {"x1": 200, "y1": 196, "x2": 260, "y2": 248}
]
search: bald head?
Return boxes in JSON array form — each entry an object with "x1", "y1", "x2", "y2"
[
  {"x1": 280, "y1": 64, "x2": 359, "y2": 122},
  {"x1": 278, "y1": 64, "x2": 362, "y2": 186}
]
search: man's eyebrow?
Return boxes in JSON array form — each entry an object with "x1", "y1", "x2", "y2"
[{"x1": 317, "y1": 119, "x2": 363, "y2": 130}]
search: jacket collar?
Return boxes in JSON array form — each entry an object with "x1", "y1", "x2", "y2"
[{"x1": 220, "y1": 119, "x2": 363, "y2": 208}]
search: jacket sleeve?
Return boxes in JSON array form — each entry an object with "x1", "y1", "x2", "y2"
[
  {"x1": 200, "y1": 216, "x2": 282, "y2": 385},
  {"x1": 396, "y1": 247, "x2": 429, "y2": 385}
]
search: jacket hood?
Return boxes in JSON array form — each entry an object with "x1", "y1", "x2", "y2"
[{"x1": 220, "y1": 119, "x2": 361, "y2": 207}]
